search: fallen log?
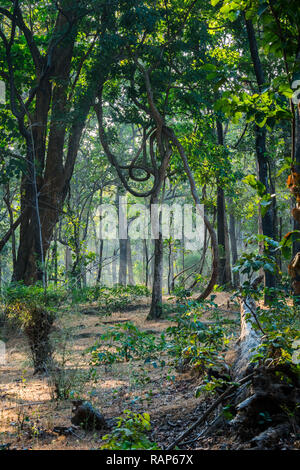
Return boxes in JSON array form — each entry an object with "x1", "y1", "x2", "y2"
[{"x1": 232, "y1": 294, "x2": 262, "y2": 380}]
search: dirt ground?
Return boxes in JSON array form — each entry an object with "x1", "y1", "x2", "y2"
[{"x1": 0, "y1": 292, "x2": 242, "y2": 450}]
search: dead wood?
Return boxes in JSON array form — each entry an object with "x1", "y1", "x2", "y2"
[{"x1": 166, "y1": 374, "x2": 253, "y2": 450}]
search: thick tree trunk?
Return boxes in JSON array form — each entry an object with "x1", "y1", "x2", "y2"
[
  {"x1": 232, "y1": 295, "x2": 261, "y2": 379},
  {"x1": 293, "y1": 106, "x2": 300, "y2": 255},
  {"x1": 256, "y1": 125, "x2": 276, "y2": 292},
  {"x1": 245, "y1": 18, "x2": 276, "y2": 295},
  {"x1": 119, "y1": 239, "x2": 127, "y2": 285},
  {"x1": 148, "y1": 234, "x2": 163, "y2": 319},
  {"x1": 217, "y1": 185, "x2": 227, "y2": 285},
  {"x1": 148, "y1": 191, "x2": 165, "y2": 319},
  {"x1": 147, "y1": 163, "x2": 170, "y2": 319}
]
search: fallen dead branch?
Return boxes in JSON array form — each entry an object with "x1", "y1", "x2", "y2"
[{"x1": 166, "y1": 373, "x2": 254, "y2": 450}]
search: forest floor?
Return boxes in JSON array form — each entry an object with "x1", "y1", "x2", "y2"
[{"x1": 0, "y1": 292, "x2": 298, "y2": 451}]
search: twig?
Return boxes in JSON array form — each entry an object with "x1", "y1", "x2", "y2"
[
  {"x1": 180, "y1": 414, "x2": 222, "y2": 446},
  {"x1": 243, "y1": 298, "x2": 267, "y2": 337}
]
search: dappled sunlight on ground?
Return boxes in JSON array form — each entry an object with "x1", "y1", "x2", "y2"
[{"x1": 0, "y1": 292, "x2": 239, "y2": 450}]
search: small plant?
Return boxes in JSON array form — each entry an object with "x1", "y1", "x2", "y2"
[
  {"x1": 48, "y1": 330, "x2": 90, "y2": 400},
  {"x1": 101, "y1": 410, "x2": 159, "y2": 450},
  {"x1": 48, "y1": 366, "x2": 89, "y2": 401},
  {"x1": 258, "y1": 411, "x2": 273, "y2": 426}
]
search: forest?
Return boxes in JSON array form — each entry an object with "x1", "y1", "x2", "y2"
[{"x1": 0, "y1": 0, "x2": 299, "y2": 454}]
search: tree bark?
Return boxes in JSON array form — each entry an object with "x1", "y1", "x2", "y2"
[
  {"x1": 143, "y1": 239, "x2": 149, "y2": 288},
  {"x1": 216, "y1": 121, "x2": 231, "y2": 286},
  {"x1": 148, "y1": 224, "x2": 163, "y2": 319},
  {"x1": 127, "y1": 237, "x2": 134, "y2": 285},
  {"x1": 228, "y1": 203, "x2": 240, "y2": 288},
  {"x1": 112, "y1": 247, "x2": 117, "y2": 285},
  {"x1": 245, "y1": 17, "x2": 276, "y2": 296},
  {"x1": 167, "y1": 238, "x2": 174, "y2": 294},
  {"x1": 96, "y1": 239, "x2": 104, "y2": 284}
]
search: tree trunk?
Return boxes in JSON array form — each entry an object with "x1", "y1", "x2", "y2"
[
  {"x1": 127, "y1": 237, "x2": 134, "y2": 285},
  {"x1": 96, "y1": 239, "x2": 104, "y2": 284},
  {"x1": 51, "y1": 228, "x2": 58, "y2": 285},
  {"x1": 167, "y1": 239, "x2": 174, "y2": 294},
  {"x1": 112, "y1": 247, "x2": 117, "y2": 285},
  {"x1": 181, "y1": 221, "x2": 185, "y2": 288},
  {"x1": 143, "y1": 239, "x2": 149, "y2": 288},
  {"x1": 228, "y1": 199, "x2": 240, "y2": 288},
  {"x1": 224, "y1": 211, "x2": 232, "y2": 285},
  {"x1": 245, "y1": 17, "x2": 276, "y2": 296},
  {"x1": 119, "y1": 239, "x2": 127, "y2": 285},
  {"x1": 217, "y1": 185, "x2": 227, "y2": 285},
  {"x1": 232, "y1": 295, "x2": 261, "y2": 379},
  {"x1": 293, "y1": 105, "x2": 300, "y2": 255},
  {"x1": 65, "y1": 246, "x2": 72, "y2": 279},
  {"x1": 148, "y1": 192, "x2": 164, "y2": 319},
  {"x1": 4, "y1": 184, "x2": 17, "y2": 274},
  {"x1": 148, "y1": 234, "x2": 163, "y2": 319},
  {"x1": 216, "y1": 121, "x2": 231, "y2": 286}
]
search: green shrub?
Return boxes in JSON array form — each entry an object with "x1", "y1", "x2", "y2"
[
  {"x1": 89, "y1": 321, "x2": 165, "y2": 365},
  {"x1": 70, "y1": 284, "x2": 150, "y2": 311},
  {"x1": 166, "y1": 302, "x2": 229, "y2": 374},
  {"x1": 101, "y1": 410, "x2": 159, "y2": 450},
  {"x1": 2, "y1": 283, "x2": 60, "y2": 373},
  {"x1": 1, "y1": 282, "x2": 67, "y2": 307},
  {"x1": 97, "y1": 285, "x2": 150, "y2": 313}
]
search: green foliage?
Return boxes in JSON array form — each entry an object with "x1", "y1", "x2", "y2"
[
  {"x1": 215, "y1": 89, "x2": 291, "y2": 130},
  {"x1": 233, "y1": 251, "x2": 277, "y2": 295},
  {"x1": 1, "y1": 282, "x2": 67, "y2": 309},
  {"x1": 195, "y1": 376, "x2": 233, "y2": 397},
  {"x1": 250, "y1": 292, "x2": 300, "y2": 369},
  {"x1": 69, "y1": 284, "x2": 150, "y2": 308},
  {"x1": 96, "y1": 285, "x2": 150, "y2": 313},
  {"x1": 166, "y1": 301, "x2": 230, "y2": 373},
  {"x1": 89, "y1": 321, "x2": 165, "y2": 365},
  {"x1": 234, "y1": 243, "x2": 300, "y2": 371},
  {"x1": 101, "y1": 410, "x2": 159, "y2": 450}
]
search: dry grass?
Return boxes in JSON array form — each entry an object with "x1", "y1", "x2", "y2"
[{"x1": 0, "y1": 292, "x2": 238, "y2": 450}]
